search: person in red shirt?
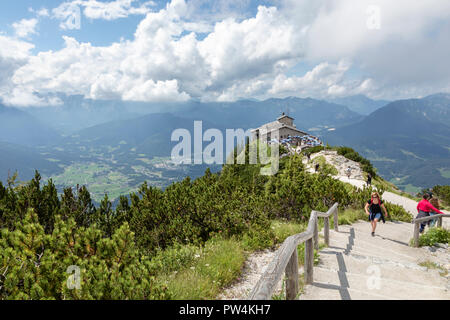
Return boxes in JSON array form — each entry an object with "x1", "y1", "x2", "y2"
[{"x1": 416, "y1": 193, "x2": 444, "y2": 233}]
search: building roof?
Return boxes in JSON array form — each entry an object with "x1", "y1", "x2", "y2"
[
  {"x1": 277, "y1": 114, "x2": 294, "y2": 121},
  {"x1": 251, "y1": 121, "x2": 308, "y2": 136}
]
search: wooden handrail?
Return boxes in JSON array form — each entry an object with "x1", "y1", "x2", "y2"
[
  {"x1": 412, "y1": 213, "x2": 450, "y2": 224},
  {"x1": 411, "y1": 213, "x2": 450, "y2": 247},
  {"x1": 248, "y1": 202, "x2": 339, "y2": 300}
]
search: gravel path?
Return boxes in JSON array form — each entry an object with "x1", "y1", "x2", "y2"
[{"x1": 217, "y1": 248, "x2": 282, "y2": 300}]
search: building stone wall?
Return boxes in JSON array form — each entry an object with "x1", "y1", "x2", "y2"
[{"x1": 251, "y1": 114, "x2": 307, "y2": 142}]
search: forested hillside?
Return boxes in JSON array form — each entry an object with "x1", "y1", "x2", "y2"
[{"x1": 0, "y1": 147, "x2": 412, "y2": 299}]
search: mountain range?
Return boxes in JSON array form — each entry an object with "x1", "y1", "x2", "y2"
[
  {"x1": 0, "y1": 93, "x2": 449, "y2": 197},
  {"x1": 323, "y1": 93, "x2": 450, "y2": 192},
  {"x1": 326, "y1": 95, "x2": 390, "y2": 115}
]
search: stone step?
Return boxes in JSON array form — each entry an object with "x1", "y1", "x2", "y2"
[
  {"x1": 330, "y1": 224, "x2": 417, "y2": 249},
  {"x1": 337, "y1": 221, "x2": 414, "y2": 241},
  {"x1": 323, "y1": 231, "x2": 424, "y2": 260},
  {"x1": 324, "y1": 238, "x2": 422, "y2": 264},
  {"x1": 324, "y1": 229, "x2": 427, "y2": 262},
  {"x1": 316, "y1": 250, "x2": 447, "y2": 288},
  {"x1": 299, "y1": 283, "x2": 396, "y2": 300},
  {"x1": 301, "y1": 266, "x2": 450, "y2": 300}
]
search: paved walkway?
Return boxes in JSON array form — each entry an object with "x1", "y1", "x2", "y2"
[
  {"x1": 299, "y1": 221, "x2": 450, "y2": 300},
  {"x1": 301, "y1": 154, "x2": 450, "y2": 299}
]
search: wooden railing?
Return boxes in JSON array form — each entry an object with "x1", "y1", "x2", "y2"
[
  {"x1": 412, "y1": 213, "x2": 450, "y2": 247},
  {"x1": 248, "y1": 202, "x2": 339, "y2": 300}
]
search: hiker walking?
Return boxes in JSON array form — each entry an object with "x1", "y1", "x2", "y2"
[
  {"x1": 346, "y1": 166, "x2": 352, "y2": 179},
  {"x1": 416, "y1": 192, "x2": 444, "y2": 233},
  {"x1": 364, "y1": 192, "x2": 388, "y2": 236},
  {"x1": 366, "y1": 173, "x2": 372, "y2": 186}
]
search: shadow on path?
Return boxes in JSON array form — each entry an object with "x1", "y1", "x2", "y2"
[{"x1": 310, "y1": 228, "x2": 355, "y2": 300}]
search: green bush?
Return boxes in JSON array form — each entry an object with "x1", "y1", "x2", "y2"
[
  {"x1": 0, "y1": 210, "x2": 170, "y2": 300},
  {"x1": 302, "y1": 146, "x2": 324, "y2": 157},
  {"x1": 241, "y1": 224, "x2": 276, "y2": 251},
  {"x1": 418, "y1": 227, "x2": 450, "y2": 247},
  {"x1": 384, "y1": 202, "x2": 412, "y2": 222}
]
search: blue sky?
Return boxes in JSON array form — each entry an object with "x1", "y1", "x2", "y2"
[
  {"x1": 0, "y1": 0, "x2": 156, "y2": 52},
  {"x1": 0, "y1": 0, "x2": 449, "y2": 106},
  {"x1": 0, "y1": 0, "x2": 275, "y2": 52}
]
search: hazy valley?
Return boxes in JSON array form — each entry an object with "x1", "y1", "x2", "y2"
[{"x1": 1, "y1": 93, "x2": 449, "y2": 202}]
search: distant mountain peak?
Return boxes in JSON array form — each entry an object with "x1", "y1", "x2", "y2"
[{"x1": 423, "y1": 92, "x2": 450, "y2": 100}]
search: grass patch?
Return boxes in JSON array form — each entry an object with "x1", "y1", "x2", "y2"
[
  {"x1": 418, "y1": 261, "x2": 448, "y2": 277},
  {"x1": 271, "y1": 220, "x2": 307, "y2": 244},
  {"x1": 155, "y1": 236, "x2": 246, "y2": 300},
  {"x1": 271, "y1": 274, "x2": 307, "y2": 300}
]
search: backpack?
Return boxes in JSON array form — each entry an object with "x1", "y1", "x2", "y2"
[{"x1": 368, "y1": 197, "x2": 386, "y2": 223}]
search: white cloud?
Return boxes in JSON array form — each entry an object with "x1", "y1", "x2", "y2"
[
  {"x1": 37, "y1": 8, "x2": 50, "y2": 17},
  {"x1": 52, "y1": 2, "x2": 82, "y2": 30},
  {"x1": 268, "y1": 61, "x2": 375, "y2": 99},
  {"x1": 0, "y1": 35, "x2": 54, "y2": 107},
  {"x1": 1, "y1": 88, "x2": 62, "y2": 107},
  {"x1": 52, "y1": 0, "x2": 156, "y2": 25},
  {"x1": 81, "y1": 0, "x2": 155, "y2": 20},
  {"x1": 12, "y1": 18, "x2": 39, "y2": 38},
  {"x1": 279, "y1": 0, "x2": 450, "y2": 98},
  {"x1": 2, "y1": 0, "x2": 450, "y2": 106}
]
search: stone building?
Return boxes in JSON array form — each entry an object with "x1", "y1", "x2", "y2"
[{"x1": 251, "y1": 113, "x2": 308, "y2": 143}]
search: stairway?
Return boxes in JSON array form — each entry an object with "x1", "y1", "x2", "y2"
[{"x1": 298, "y1": 221, "x2": 450, "y2": 300}]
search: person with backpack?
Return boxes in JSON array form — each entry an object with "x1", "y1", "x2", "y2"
[
  {"x1": 416, "y1": 192, "x2": 444, "y2": 233},
  {"x1": 364, "y1": 192, "x2": 388, "y2": 236}
]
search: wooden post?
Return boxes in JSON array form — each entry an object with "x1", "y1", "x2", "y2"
[
  {"x1": 313, "y1": 216, "x2": 319, "y2": 251},
  {"x1": 438, "y1": 216, "x2": 442, "y2": 228},
  {"x1": 413, "y1": 222, "x2": 420, "y2": 247},
  {"x1": 285, "y1": 248, "x2": 299, "y2": 300},
  {"x1": 304, "y1": 238, "x2": 314, "y2": 284},
  {"x1": 334, "y1": 207, "x2": 339, "y2": 232},
  {"x1": 324, "y1": 217, "x2": 329, "y2": 246}
]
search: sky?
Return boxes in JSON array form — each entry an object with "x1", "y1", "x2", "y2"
[{"x1": 0, "y1": 0, "x2": 449, "y2": 107}]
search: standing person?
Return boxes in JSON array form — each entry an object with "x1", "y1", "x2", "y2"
[
  {"x1": 364, "y1": 192, "x2": 388, "y2": 237},
  {"x1": 346, "y1": 166, "x2": 352, "y2": 179},
  {"x1": 428, "y1": 196, "x2": 441, "y2": 228},
  {"x1": 416, "y1": 193, "x2": 444, "y2": 233},
  {"x1": 367, "y1": 173, "x2": 372, "y2": 186},
  {"x1": 315, "y1": 163, "x2": 319, "y2": 172}
]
